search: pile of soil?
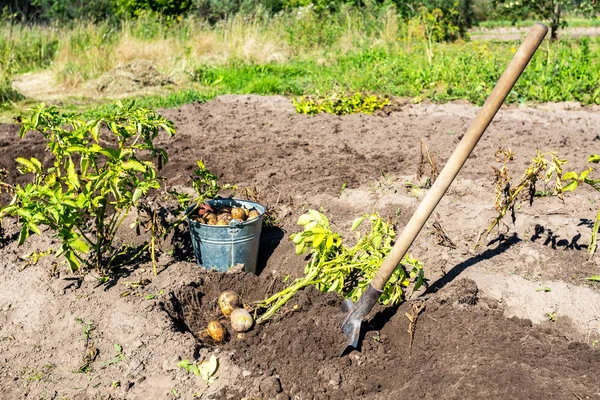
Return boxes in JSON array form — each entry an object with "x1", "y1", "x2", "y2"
[
  {"x1": 94, "y1": 60, "x2": 174, "y2": 95},
  {"x1": 0, "y1": 95, "x2": 599, "y2": 399}
]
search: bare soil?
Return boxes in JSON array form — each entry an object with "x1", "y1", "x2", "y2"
[{"x1": 1, "y1": 95, "x2": 600, "y2": 399}]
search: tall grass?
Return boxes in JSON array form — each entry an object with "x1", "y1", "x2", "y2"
[{"x1": 1, "y1": 5, "x2": 599, "y2": 111}]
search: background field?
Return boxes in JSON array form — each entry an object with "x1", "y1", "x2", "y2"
[{"x1": 1, "y1": 0, "x2": 600, "y2": 119}]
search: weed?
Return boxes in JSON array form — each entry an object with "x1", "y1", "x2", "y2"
[
  {"x1": 417, "y1": 141, "x2": 439, "y2": 189},
  {"x1": 339, "y1": 182, "x2": 348, "y2": 198},
  {"x1": 21, "y1": 249, "x2": 53, "y2": 270},
  {"x1": 73, "y1": 318, "x2": 97, "y2": 374},
  {"x1": 178, "y1": 355, "x2": 218, "y2": 383},
  {"x1": 546, "y1": 311, "x2": 557, "y2": 322},
  {"x1": 21, "y1": 364, "x2": 55, "y2": 385},
  {"x1": 535, "y1": 287, "x2": 552, "y2": 292},
  {"x1": 101, "y1": 344, "x2": 125, "y2": 367}
]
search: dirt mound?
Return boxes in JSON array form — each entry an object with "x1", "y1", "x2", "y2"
[
  {"x1": 94, "y1": 60, "x2": 173, "y2": 95},
  {"x1": 165, "y1": 276, "x2": 600, "y2": 399}
]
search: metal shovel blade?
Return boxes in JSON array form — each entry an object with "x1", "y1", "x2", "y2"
[{"x1": 339, "y1": 285, "x2": 382, "y2": 355}]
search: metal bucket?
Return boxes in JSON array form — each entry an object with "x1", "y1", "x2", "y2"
[{"x1": 187, "y1": 198, "x2": 265, "y2": 274}]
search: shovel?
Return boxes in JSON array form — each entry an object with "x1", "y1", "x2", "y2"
[{"x1": 340, "y1": 23, "x2": 549, "y2": 354}]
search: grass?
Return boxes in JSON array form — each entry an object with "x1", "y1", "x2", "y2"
[{"x1": 1, "y1": 7, "x2": 600, "y2": 119}]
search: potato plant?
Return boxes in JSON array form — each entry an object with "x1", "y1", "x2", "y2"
[
  {"x1": 255, "y1": 210, "x2": 423, "y2": 324},
  {"x1": 1, "y1": 101, "x2": 175, "y2": 271}
]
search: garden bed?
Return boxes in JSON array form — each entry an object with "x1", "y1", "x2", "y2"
[{"x1": 0, "y1": 95, "x2": 599, "y2": 399}]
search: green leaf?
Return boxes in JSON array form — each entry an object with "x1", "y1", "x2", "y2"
[
  {"x1": 312, "y1": 234, "x2": 326, "y2": 247},
  {"x1": 18, "y1": 225, "x2": 28, "y2": 245},
  {"x1": 562, "y1": 180, "x2": 578, "y2": 192},
  {"x1": 198, "y1": 355, "x2": 218, "y2": 382},
  {"x1": 177, "y1": 359, "x2": 194, "y2": 371},
  {"x1": 562, "y1": 171, "x2": 579, "y2": 181},
  {"x1": 30, "y1": 158, "x2": 42, "y2": 172},
  {"x1": 325, "y1": 235, "x2": 334, "y2": 250},
  {"x1": 588, "y1": 155, "x2": 600, "y2": 164},
  {"x1": 66, "y1": 157, "x2": 80, "y2": 189},
  {"x1": 308, "y1": 209, "x2": 324, "y2": 223},
  {"x1": 99, "y1": 148, "x2": 121, "y2": 160},
  {"x1": 295, "y1": 242, "x2": 306, "y2": 255},
  {"x1": 65, "y1": 250, "x2": 80, "y2": 272},
  {"x1": 290, "y1": 233, "x2": 303, "y2": 244},
  {"x1": 66, "y1": 145, "x2": 87, "y2": 153},
  {"x1": 132, "y1": 188, "x2": 143, "y2": 203},
  {"x1": 412, "y1": 268, "x2": 425, "y2": 293},
  {"x1": 122, "y1": 160, "x2": 147, "y2": 173},
  {"x1": 297, "y1": 213, "x2": 313, "y2": 226},
  {"x1": 90, "y1": 120, "x2": 101, "y2": 142},
  {"x1": 351, "y1": 216, "x2": 366, "y2": 231},
  {"x1": 15, "y1": 157, "x2": 35, "y2": 172},
  {"x1": 28, "y1": 222, "x2": 42, "y2": 236},
  {"x1": 70, "y1": 238, "x2": 90, "y2": 253}
]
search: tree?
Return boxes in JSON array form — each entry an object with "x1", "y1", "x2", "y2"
[{"x1": 494, "y1": 0, "x2": 600, "y2": 40}]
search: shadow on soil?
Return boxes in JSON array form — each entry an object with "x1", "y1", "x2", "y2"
[
  {"x1": 424, "y1": 232, "x2": 521, "y2": 295},
  {"x1": 530, "y1": 224, "x2": 585, "y2": 250},
  {"x1": 256, "y1": 227, "x2": 285, "y2": 275}
]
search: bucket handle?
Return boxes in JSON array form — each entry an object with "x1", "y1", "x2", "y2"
[{"x1": 227, "y1": 219, "x2": 244, "y2": 236}]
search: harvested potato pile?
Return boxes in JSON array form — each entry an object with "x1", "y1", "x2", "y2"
[{"x1": 190, "y1": 203, "x2": 261, "y2": 225}]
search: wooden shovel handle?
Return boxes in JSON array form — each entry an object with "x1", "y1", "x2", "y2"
[{"x1": 371, "y1": 23, "x2": 548, "y2": 291}]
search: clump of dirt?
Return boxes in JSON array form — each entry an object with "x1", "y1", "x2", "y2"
[{"x1": 94, "y1": 60, "x2": 173, "y2": 95}]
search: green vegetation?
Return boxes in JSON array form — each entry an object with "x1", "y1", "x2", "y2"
[
  {"x1": 178, "y1": 355, "x2": 218, "y2": 383},
  {"x1": 255, "y1": 210, "x2": 423, "y2": 324},
  {"x1": 1, "y1": 3, "x2": 599, "y2": 115},
  {"x1": 0, "y1": 101, "x2": 175, "y2": 272},
  {"x1": 293, "y1": 93, "x2": 389, "y2": 115}
]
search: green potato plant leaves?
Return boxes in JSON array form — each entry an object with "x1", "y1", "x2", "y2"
[
  {"x1": 0, "y1": 101, "x2": 175, "y2": 272},
  {"x1": 255, "y1": 210, "x2": 423, "y2": 324}
]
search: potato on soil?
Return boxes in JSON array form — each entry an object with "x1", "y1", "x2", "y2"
[
  {"x1": 207, "y1": 320, "x2": 226, "y2": 342},
  {"x1": 231, "y1": 207, "x2": 247, "y2": 221},
  {"x1": 218, "y1": 291, "x2": 241, "y2": 316},
  {"x1": 230, "y1": 308, "x2": 254, "y2": 332}
]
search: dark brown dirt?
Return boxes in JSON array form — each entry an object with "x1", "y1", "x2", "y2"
[
  {"x1": 1, "y1": 95, "x2": 600, "y2": 399},
  {"x1": 166, "y1": 276, "x2": 600, "y2": 399}
]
